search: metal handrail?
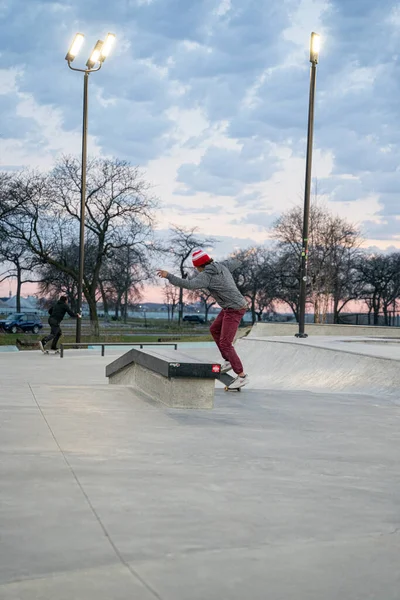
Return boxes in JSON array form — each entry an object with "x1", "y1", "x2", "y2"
[{"x1": 59, "y1": 342, "x2": 178, "y2": 358}]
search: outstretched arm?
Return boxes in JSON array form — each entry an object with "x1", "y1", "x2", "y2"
[
  {"x1": 66, "y1": 305, "x2": 82, "y2": 318},
  {"x1": 157, "y1": 270, "x2": 211, "y2": 290}
]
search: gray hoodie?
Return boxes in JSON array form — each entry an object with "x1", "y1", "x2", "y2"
[{"x1": 167, "y1": 259, "x2": 247, "y2": 310}]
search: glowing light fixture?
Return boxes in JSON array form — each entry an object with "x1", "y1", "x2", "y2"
[
  {"x1": 100, "y1": 33, "x2": 116, "y2": 62},
  {"x1": 86, "y1": 40, "x2": 104, "y2": 69},
  {"x1": 310, "y1": 32, "x2": 321, "y2": 64},
  {"x1": 65, "y1": 33, "x2": 85, "y2": 62}
]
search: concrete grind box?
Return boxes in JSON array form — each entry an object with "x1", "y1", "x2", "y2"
[{"x1": 108, "y1": 361, "x2": 215, "y2": 409}]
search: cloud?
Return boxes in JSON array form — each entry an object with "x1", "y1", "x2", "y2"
[
  {"x1": 2, "y1": 0, "x2": 400, "y2": 249},
  {"x1": 0, "y1": 0, "x2": 181, "y2": 167},
  {"x1": 154, "y1": 227, "x2": 264, "y2": 262},
  {"x1": 0, "y1": 72, "x2": 102, "y2": 169},
  {"x1": 311, "y1": 0, "x2": 400, "y2": 221},
  {"x1": 231, "y1": 211, "x2": 280, "y2": 231},
  {"x1": 234, "y1": 190, "x2": 264, "y2": 207},
  {"x1": 363, "y1": 218, "x2": 400, "y2": 241},
  {"x1": 228, "y1": 65, "x2": 311, "y2": 143},
  {"x1": 364, "y1": 244, "x2": 400, "y2": 255},
  {"x1": 211, "y1": 233, "x2": 273, "y2": 257},
  {"x1": 163, "y1": 203, "x2": 226, "y2": 214},
  {"x1": 317, "y1": 176, "x2": 366, "y2": 202},
  {"x1": 177, "y1": 143, "x2": 279, "y2": 196}
]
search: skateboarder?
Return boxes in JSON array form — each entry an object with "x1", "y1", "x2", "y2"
[
  {"x1": 39, "y1": 296, "x2": 81, "y2": 352},
  {"x1": 157, "y1": 249, "x2": 249, "y2": 390}
]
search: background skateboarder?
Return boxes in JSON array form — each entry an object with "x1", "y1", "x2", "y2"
[
  {"x1": 157, "y1": 249, "x2": 249, "y2": 389},
  {"x1": 39, "y1": 296, "x2": 81, "y2": 352}
]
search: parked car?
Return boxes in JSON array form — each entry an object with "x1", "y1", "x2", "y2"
[
  {"x1": 0, "y1": 313, "x2": 43, "y2": 334},
  {"x1": 183, "y1": 315, "x2": 205, "y2": 324}
]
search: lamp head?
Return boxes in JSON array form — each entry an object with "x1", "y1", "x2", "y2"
[
  {"x1": 86, "y1": 40, "x2": 104, "y2": 69},
  {"x1": 66, "y1": 32, "x2": 116, "y2": 70},
  {"x1": 100, "y1": 33, "x2": 116, "y2": 62},
  {"x1": 65, "y1": 33, "x2": 85, "y2": 63},
  {"x1": 310, "y1": 32, "x2": 320, "y2": 64}
]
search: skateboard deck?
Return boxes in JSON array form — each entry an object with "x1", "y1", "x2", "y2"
[
  {"x1": 39, "y1": 342, "x2": 59, "y2": 355},
  {"x1": 219, "y1": 372, "x2": 241, "y2": 392}
]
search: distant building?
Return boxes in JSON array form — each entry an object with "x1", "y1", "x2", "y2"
[
  {"x1": 0, "y1": 296, "x2": 43, "y2": 315},
  {"x1": 0, "y1": 298, "x2": 10, "y2": 311}
]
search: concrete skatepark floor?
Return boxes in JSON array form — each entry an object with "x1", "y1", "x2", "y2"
[{"x1": 1, "y1": 348, "x2": 400, "y2": 599}]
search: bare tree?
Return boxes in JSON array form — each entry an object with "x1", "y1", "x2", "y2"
[
  {"x1": 165, "y1": 226, "x2": 216, "y2": 325},
  {"x1": 0, "y1": 172, "x2": 50, "y2": 311},
  {"x1": 272, "y1": 205, "x2": 363, "y2": 323},
  {"x1": 39, "y1": 264, "x2": 79, "y2": 310},
  {"x1": 273, "y1": 250, "x2": 302, "y2": 319},
  {"x1": 0, "y1": 239, "x2": 39, "y2": 312},
  {"x1": 2, "y1": 159, "x2": 157, "y2": 336},
  {"x1": 230, "y1": 247, "x2": 277, "y2": 324},
  {"x1": 38, "y1": 241, "x2": 84, "y2": 312},
  {"x1": 186, "y1": 288, "x2": 217, "y2": 323},
  {"x1": 0, "y1": 172, "x2": 24, "y2": 221},
  {"x1": 102, "y1": 244, "x2": 150, "y2": 323},
  {"x1": 355, "y1": 253, "x2": 400, "y2": 325},
  {"x1": 163, "y1": 282, "x2": 179, "y2": 322},
  {"x1": 328, "y1": 223, "x2": 364, "y2": 323}
]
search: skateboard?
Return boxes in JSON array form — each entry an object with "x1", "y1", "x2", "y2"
[
  {"x1": 39, "y1": 342, "x2": 60, "y2": 355},
  {"x1": 219, "y1": 372, "x2": 242, "y2": 392}
]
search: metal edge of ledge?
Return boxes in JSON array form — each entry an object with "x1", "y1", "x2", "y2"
[
  {"x1": 106, "y1": 348, "x2": 169, "y2": 378},
  {"x1": 105, "y1": 347, "x2": 221, "y2": 379}
]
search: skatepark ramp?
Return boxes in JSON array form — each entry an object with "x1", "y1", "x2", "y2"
[{"x1": 235, "y1": 334, "x2": 400, "y2": 397}]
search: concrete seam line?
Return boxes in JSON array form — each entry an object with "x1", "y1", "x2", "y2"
[
  {"x1": 0, "y1": 562, "x2": 126, "y2": 588},
  {"x1": 27, "y1": 383, "x2": 164, "y2": 600}
]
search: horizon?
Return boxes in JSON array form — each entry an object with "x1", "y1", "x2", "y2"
[{"x1": 0, "y1": 293, "x2": 394, "y2": 320}]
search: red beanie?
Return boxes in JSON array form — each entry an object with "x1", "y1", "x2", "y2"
[{"x1": 192, "y1": 248, "x2": 211, "y2": 267}]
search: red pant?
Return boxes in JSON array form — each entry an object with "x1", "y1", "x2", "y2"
[{"x1": 210, "y1": 308, "x2": 247, "y2": 375}]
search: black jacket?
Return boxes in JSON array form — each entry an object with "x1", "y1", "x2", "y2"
[{"x1": 49, "y1": 301, "x2": 78, "y2": 323}]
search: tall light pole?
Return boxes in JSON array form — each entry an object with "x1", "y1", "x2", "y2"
[
  {"x1": 296, "y1": 32, "x2": 320, "y2": 339},
  {"x1": 65, "y1": 32, "x2": 116, "y2": 343}
]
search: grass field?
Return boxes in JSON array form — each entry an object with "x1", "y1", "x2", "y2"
[
  {"x1": 0, "y1": 316, "x2": 215, "y2": 346},
  {"x1": 0, "y1": 332, "x2": 214, "y2": 347},
  {"x1": 0, "y1": 317, "x2": 251, "y2": 347}
]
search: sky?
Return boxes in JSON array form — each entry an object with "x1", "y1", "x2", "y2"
[{"x1": 1, "y1": 0, "x2": 400, "y2": 302}]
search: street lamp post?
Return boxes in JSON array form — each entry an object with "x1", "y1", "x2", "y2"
[
  {"x1": 296, "y1": 32, "x2": 320, "y2": 339},
  {"x1": 65, "y1": 32, "x2": 115, "y2": 343}
]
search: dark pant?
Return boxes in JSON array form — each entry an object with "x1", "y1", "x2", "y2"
[
  {"x1": 42, "y1": 318, "x2": 62, "y2": 350},
  {"x1": 210, "y1": 308, "x2": 247, "y2": 375}
]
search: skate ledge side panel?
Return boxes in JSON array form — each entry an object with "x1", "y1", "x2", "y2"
[{"x1": 107, "y1": 362, "x2": 214, "y2": 409}]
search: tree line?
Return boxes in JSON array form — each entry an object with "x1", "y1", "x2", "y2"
[
  {"x1": 1, "y1": 157, "x2": 399, "y2": 333},
  {"x1": 230, "y1": 206, "x2": 400, "y2": 326}
]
